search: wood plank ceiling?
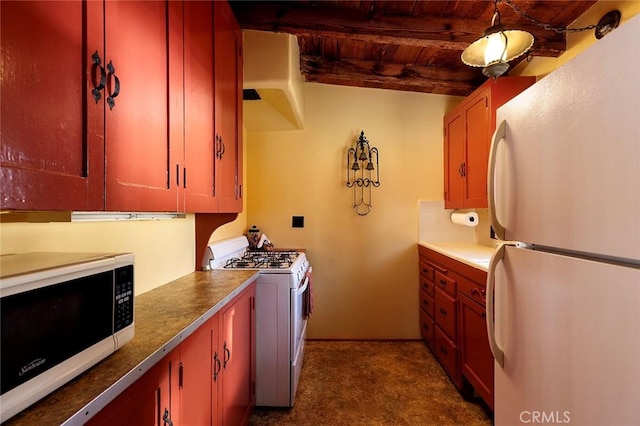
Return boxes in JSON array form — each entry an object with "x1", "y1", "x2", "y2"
[{"x1": 229, "y1": 0, "x2": 598, "y2": 96}]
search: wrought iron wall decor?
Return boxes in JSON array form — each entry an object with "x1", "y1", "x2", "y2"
[{"x1": 346, "y1": 131, "x2": 380, "y2": 216}]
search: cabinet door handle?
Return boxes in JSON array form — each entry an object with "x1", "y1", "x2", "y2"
[
  {"x1": 440, "y1": 346, "x2": 448, "y2": 355},
  {"x1": 215, "y1": 134, "x2": 221, "y2": 159},
  {"x1": 213, "y1": 351, "x2": 221, "y2": 382},
  {"x1": 219, "y1": 138, "x2": 225, "y2": 160},
  {"x1": 91, "y1": 51, "x2": 106, "y2": 103},
  {"x1": 439, "y1": 279, "x2": 448, "y2": 287},
  {"x1": 223, "y1": 341, "x2": 230, "y2": 368},
  {"x1": 439, "y1": 308, "x2": 447, "y2": 316},
  {"x1": 106, "y1": 61, "x2": 120, "y2": 110},
  {"x1": 471, "y1": 287, "x2": 486, "y2": 301},
  {"x1": 458, "y1": 163, "x2": 464, "y2": 177},
  {"x1": 163, "y1": 408, "x2": 173, "y2": 426}
]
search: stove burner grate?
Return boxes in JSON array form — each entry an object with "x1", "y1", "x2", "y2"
[{"x1": 223, "y1": 251, "x2": 300, "y2": 269}]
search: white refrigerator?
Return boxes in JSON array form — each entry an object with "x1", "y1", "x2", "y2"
[{"x1": 486, "y1": 13, "x2": 640, "y2": 426}]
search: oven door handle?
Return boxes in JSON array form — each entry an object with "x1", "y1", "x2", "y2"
[{"x1": 296, "y1": 277, "x2": 309, "y2": 295}]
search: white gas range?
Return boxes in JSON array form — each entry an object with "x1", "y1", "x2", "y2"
[{"x1": 203, "y1": 236, "x2": 311, "y2": 407}]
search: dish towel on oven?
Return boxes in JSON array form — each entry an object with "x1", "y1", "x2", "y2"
[{"x1": 303, "y1": 269, "x2": 313, "y2": 319}]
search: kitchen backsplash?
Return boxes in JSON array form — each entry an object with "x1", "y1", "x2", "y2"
[{"x1": 418, "y1": 200, "x2": 491, "y2": 247}]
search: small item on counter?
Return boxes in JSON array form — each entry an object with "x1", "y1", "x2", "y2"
[
  {"x1": 246, "y1": 225, "x2": 261, "y2": 250},
  {"x1": 246, "y1": 226, "x2": 274, "y2": 251},
  {"x1": 258, "y1": 234, "x2": 274, "y2": 251}
]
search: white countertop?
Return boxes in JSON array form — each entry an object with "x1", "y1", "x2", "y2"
[{"x1": 419, "y1": 241, "x2": 496, "y2": 272}]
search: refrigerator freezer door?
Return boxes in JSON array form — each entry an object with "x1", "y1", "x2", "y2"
[
  {"x1": 494, "y1": 246, "x2": 640, "y2": 425},
  {"x1": 492, "y1": 14, "x2": 640, "y2": 261}
]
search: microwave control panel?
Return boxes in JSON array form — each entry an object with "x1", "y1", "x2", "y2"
[{"x1": 114, "y1": 265, "x2": 134, "y2": 332}]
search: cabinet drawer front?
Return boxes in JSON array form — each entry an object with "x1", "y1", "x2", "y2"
[
  {"x1": 419, "y1": 260, "x2": 435, "y2": 283},
  {"x1": 419, "y1": 290, "x2": 435, "y2": 319},
  {"x1": 435, "y1": 288, "x2": 456, "y2": 340},
  {"x1": 435, "y1": 326, "x2": 459, "y2": 381},
  {"x1": 419, "y1": 276, "x2": 435, "y2": 298},
  {"x1": 435, "y1": 270, "x2": 456, "y2": 297},
  {"x1": 457, "y1": 274, "x2": 487, "y2": 306},
  {"x1": 419, "y1": 309, "x2": 435, "y2": 350}
]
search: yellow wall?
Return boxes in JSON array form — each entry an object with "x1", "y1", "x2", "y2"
[
  {"x1": 246, "y1": 83, "x2": 459, "y2": 339},
  {"x1": 0, "y1": 217, "x2": 195, "y2": 295}
]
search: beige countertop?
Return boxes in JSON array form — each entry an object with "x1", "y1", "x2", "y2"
[
  {"x1": 419, "y1": 241, "x2": 496, "y2": 272},
  {"x1": 5, "y1": 269, "x2": 260, "y2": 426}
]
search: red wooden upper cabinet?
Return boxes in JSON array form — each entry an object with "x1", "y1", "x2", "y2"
[
  {"x1": 0, "y1": 1, "x2": 105, "y2": 211},
  {"x1": 214, "y1": 0, "x2": 244, "y2": 214},
  {"x1": 183, "y1": 0, "x2": 218, "y2": 213},
  {"x1": 443, "y1": 77, "x2": 535, "y2": 209},
  {"x1": 103, "y1": 0, "x2": 183, "y2": 212}
]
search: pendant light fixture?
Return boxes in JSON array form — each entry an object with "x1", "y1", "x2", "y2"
[
  {"x1": 461, "y1": 0, "x2": 533, "y2": 79},
  {"x1": 462, "y1": 0, "x2": 622, "y2": 79}
]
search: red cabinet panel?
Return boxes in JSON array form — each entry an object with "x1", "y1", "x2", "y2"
[
  {"x1": 435, "y1": 270, "x2": 457, "y2": 298},
  {"x1": 87, "y1": 349, "x2": 179, "y2": 426},
  {"x1": 419, "y1": 309, "x2": 435, "y2": 350},
  {"x1": 0, "y1": 0, "x2": 104, "y2": 211},
  {"x1": 435, "y1": 288, "x2": 456, "y2": 341},
  {"x1": 419, "y1": 260, "x2": 436, "y2": 284},
  {"x1": 220, "y1": 284, "x2": 256, "y2": 425},
  {"x1": 179, "y1": 316, "x2": 215, "y2": 425},
  {"x1": 459, "y1": 293, "x2": 494, "y2": 410},
  {"x1": 463, "y1": 92, "x2": 491, "y2": 206},
  {"x1": 183, "y1": 0, "x2": 217, "y2": 213},
  {"x1": 443, "y1": 77, "x2": 535, "y2": 209},
  {"x1": 434, "y1": 326, "x2": 460, "y2": 386},
  {"x1": 443, "y1": 110, "x2": 465, "y2": 209},
  {"x1": 214, "y1": 0, "x2": 243, "y2": 213},
  {"x1": 104, "y1": 0, "x2": 181, "y2": 212},
  {"x1": 419, "y1": 289, "x2": 435, "y2": 319}
]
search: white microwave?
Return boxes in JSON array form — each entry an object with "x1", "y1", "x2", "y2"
[{"x1": 0, "y1": 252, "x2": 135, "y2": 422}]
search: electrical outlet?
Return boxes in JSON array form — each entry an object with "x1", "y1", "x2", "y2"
[{"x1": 292, "y1": 216, "x2": 304, "y2": 228}]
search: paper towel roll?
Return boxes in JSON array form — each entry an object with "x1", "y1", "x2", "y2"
[{"x1": 450, "y1": 212, "x2": 479, "y2": 227}]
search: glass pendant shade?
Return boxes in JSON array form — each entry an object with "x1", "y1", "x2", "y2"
[
  {"x1": 359, "y1": 151, "x2": 368, "y2": 161},
  {"x1": 351, "y1": 161, "x2": 360, "y2": 171},
  {"x1": 366, "y1": 162, "x2": 375, "y2": 171},
  {"x1": 461, "y1": 24, "x2": 534, "y2": 77}
]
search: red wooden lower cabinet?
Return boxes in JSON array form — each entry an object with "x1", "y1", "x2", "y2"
[
  {"x1": 418, "y1": 245, "x2": 493, "y2": 410},
  {"x1": 220, "y1": 284, "x2": 256, "y2": 425},
  {"x1": 458, "y1": 293, "x2": 494, "y2": 410},
  {"x1": 88, "y1": 283, "x2": 255, "y2": 426},
  {"x1": 86, "y1": 348, "x2": 179, "y2": 425}
]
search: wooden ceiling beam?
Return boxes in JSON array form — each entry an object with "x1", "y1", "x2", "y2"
[
  {"x1": 230, "y1": 2, "x2": 567, "y2": 57},
  {"x1": 300, "y1": 55, "x2": 483, "y2": 96}
]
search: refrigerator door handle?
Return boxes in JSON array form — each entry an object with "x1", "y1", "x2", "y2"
[
  {"x1": 488, "y1": 120, "x2": 507, "y2": 241},
  {"x1": 487, "y1": 243, "x2": 507, "y2": 368}
]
